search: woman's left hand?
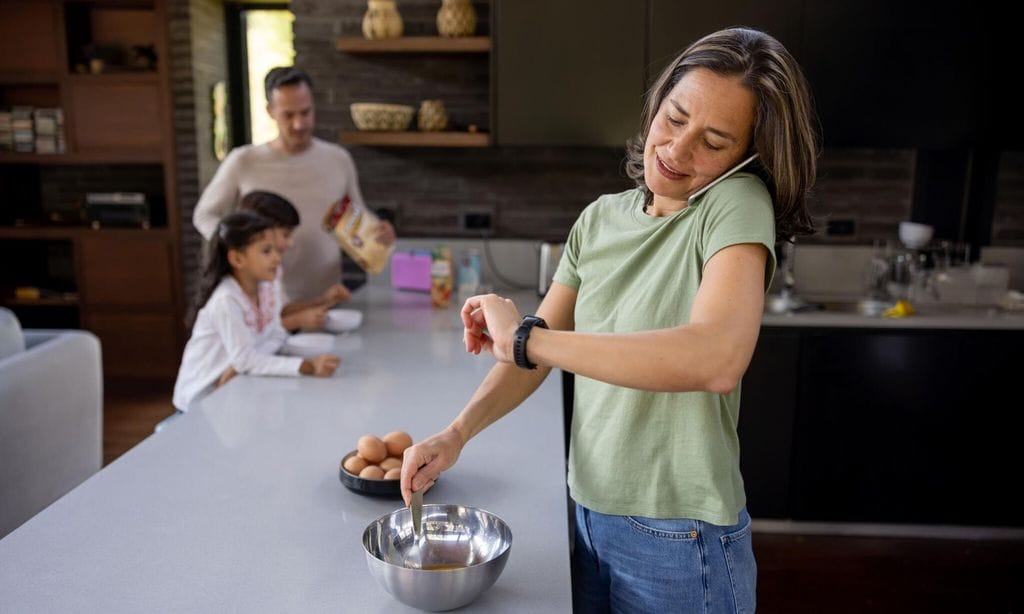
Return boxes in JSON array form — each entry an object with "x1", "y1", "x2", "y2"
[{"x1": 461, "y1": 294, "x2": 522, "y2": 362}]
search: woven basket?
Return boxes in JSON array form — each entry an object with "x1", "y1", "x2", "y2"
[{"x1": 350, "y1": 103, "x2": 415, "y2": 131}]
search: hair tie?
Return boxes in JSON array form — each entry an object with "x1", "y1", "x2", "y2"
[{"x1": 217, "y1": 222, "x2": 229, "y2": 241}]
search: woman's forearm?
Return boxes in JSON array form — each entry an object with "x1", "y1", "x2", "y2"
[
  {"x1": 449, "y1": 361, "x2": 552, "y2": 444},
  {"x1": 526, "y1": 324, "x2": 753, "y2": 394}
]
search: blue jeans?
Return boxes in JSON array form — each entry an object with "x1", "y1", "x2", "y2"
[{"x1": 572, "y1": 504, "x2": 757, "y2": 614}]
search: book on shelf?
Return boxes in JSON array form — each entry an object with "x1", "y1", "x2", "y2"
[
  {"x1": 32, "y1": 108, "x2": 65, "y2": 154},
  {"x1": 0, "y1": 111, "x2": 12, "y2": 151},
  {"x1": 0, "y1": 106, "x2": 66, "y2": 154}
]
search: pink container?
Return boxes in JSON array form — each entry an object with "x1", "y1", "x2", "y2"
[{"x1": 391, "y1": 251, "x2": 432, "y2": 291}]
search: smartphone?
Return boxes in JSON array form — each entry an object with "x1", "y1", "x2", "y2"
[{"x1": 687, "y1": 153, "x2": 759, "y2": 205}]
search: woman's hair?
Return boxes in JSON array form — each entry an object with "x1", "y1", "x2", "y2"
[
  {"x1": 625, "y1": 27, "x2": 819, "y2": 238},
  {"x1": 238, "y1": 190, "x2": 300, "y2": 229},
  {"x1": 188, "y1": 211, "x2": 273, "y2": 327}
]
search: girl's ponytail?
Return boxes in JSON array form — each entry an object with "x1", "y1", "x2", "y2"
[{"x1": 187, "y1": 211, "x2": 273, "y2": 328}]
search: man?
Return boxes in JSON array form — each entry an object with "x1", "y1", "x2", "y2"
[{"x1": 193, "y1": 66, "x2": 395, "y2": 305}]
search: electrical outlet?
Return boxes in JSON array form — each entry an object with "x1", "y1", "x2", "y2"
[
  {"x1": 827, "y1": 218, "x2": 856, "y2": 237},
  {"x1": 461, "y1": 210, "x2": 493, "y2": 233}
]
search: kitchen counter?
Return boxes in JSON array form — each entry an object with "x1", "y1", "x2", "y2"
[
  {"x1": 0, "y1": 286, "x2": 571, "y2": 613},
  {"x1": 761, "y1": 302, "x2": 1024, "y2": 329}
]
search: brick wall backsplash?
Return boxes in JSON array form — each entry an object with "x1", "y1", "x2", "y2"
[
  {"x1": 993, "y1": 151, "x2": 1024, "y2": 246},
  {"x1": 291, "y1": 1, "x2": 927, "y2": 245},
  {"x1": 804, "y1": 149, "x2": 915, "y2": 244},
  {"x1": 166, "y1": 0, "x2": 1024, "y2": 274}
]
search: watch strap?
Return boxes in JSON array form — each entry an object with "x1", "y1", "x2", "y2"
[{"x1": 513, "y1": 315, "x2": 548, "y2": 369}]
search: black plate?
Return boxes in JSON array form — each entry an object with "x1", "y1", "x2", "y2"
[{"x1": 338, "y1": 450, "x2": 401, "y2": 498}]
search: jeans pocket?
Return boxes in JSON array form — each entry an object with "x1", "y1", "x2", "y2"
[
  {"x1": 720, "y1": 518, "x2": 757, "y2": 614},
  {"x1": 625, "y1": 516, "x2": 700, "y2": 540}
]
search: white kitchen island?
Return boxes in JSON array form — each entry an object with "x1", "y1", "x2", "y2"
[{"x1": 0, "y1": 285, "x2": 572, "y2": 613}]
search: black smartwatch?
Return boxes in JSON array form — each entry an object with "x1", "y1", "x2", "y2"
[{"x1": 513, "y1": 315, "x2": 548, "y2": 370}]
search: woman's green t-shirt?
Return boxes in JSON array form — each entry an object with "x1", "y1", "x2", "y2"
[{"x1": 552, "y1": 172, "x2": 776, "y2": 525}]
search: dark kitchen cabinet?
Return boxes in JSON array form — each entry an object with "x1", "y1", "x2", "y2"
[
  {"x1": 494, "y1": 0, "x2": 644, "y2": 146},
  {"x1": 646, "y1": 0, "x2": 803, "y2": 85},
  {"x1": 800, "y1": 1, "x2": 988, "y2": 148},
  {"x1": 741, "y1": 326, "x2": 1024, "y2": 527},
  {"x1": 737, "y1": 328, "x2": 800, "y2": 519},
  {"x1": 0, "y1": 0, "x2": 185, "y2": 378}
]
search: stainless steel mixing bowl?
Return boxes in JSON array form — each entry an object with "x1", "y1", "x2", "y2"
[{"x1": 362, "y1": 504, "x2": 513, "y2": 611}]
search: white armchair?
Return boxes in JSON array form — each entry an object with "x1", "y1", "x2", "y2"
[{"x1": 0, "y1": 308, "x2": 103, "y2": 539}]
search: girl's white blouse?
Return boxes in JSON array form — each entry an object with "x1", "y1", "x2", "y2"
[{"x1": 172, "y1": 275, "x2": 303, "y2": 411}]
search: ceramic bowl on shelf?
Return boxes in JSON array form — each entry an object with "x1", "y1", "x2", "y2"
[
  {"x1": 350, "y1": 103, "x2": 415, "y2": 131},
  {"x1": 898, "y1": 221, "x2": 934, "y2": 250},
  {"x1": 282, "y1": 332, "x2": 335, "y2": 357}
]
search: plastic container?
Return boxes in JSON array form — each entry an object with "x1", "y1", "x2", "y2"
[
  {"x1": 391, "y1": 250, "x2": 432, "y2": 292},
  {"x1": 457, "y1": 248, "x2": 482, "y2": 298}
]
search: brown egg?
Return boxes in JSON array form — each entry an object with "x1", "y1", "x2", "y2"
[
  {"x1": 357, "y1": 435, "x2": 387, "y2": 463},
  {"x1": 379, "y1": 456, "x2": 402, "y2": 472},
  {"x1": 359, "y1": 465, "x2": 385, "y2": 480},
  {"x1": 382, "y1": 431, "x2": 413, "y2": 457},
  {"x1": 343, "y1": 455, "x2": 368, "y2": 475},
  {"x1": 383, "y1": 467, "x2": 401, "y2": 480}
]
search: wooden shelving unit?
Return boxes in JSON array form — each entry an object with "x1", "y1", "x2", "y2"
[
  {"x1": 0, "y1": 0, "x2": 184, "y2": 378},
  {"x1": 335, "y1": 36, "x2": 490, "y2": 54},
  {"x1": 336, "y1": 35, "x2": 493, "y2": 147},
  {"x1": 338, "y1": 130, "x2": 491, "y2": 147}
]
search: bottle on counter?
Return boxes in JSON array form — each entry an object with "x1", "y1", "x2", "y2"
[
  {"x1": 457, "y1": 248, "x2": 482, "y2": 299},
  {"x1": 431, "y1": 246, "x2": 453, "y2": 308}
]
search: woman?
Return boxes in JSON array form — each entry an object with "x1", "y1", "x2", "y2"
[{"x1": 400, "y1": 27, "x2": 818, "y2": 613}]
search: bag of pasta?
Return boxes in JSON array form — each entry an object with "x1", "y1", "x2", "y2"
[{"x1": 322, "y1": 195, "x2": 393, "y2": 274}]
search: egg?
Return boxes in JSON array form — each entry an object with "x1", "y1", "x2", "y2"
[
  {"x1": 357, "y1": 434, "x2": 387, "y2": 463},
  {"x1": 383, "y1": 467, "x2": 401, "y2": 480},
  {"x1": 343, "y1": 454, "x2": 368, "y2": 475},
  {"x1": 382, "y1": 431, "x2": 413, "y2": 457},
  {"x1": 359, "y1": 465, "x2": 385, "y2": 480},
  {"x1": 379, "y1": 456, "x2": 402, "y2": 472}
]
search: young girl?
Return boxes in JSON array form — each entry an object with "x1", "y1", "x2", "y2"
[{"x1": 172, "y1": 211, "x2": 339, "y2": 412}]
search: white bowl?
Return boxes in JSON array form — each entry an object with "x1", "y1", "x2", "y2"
[
  {"x1": 898, "y1": 221, "x2": 934, "y2": 249},
  {"x1": 325, "y1": 308, "x2": 363, "y2": 333},
  {"x1": 282, "y1": 333, "x2": 335, "y2": 357}
]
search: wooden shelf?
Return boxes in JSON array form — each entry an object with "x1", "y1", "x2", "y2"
[
  {"x1": 0, "y1": 151, "x2": 163, "y2": 165},
  {"x1": 63, "y1": 0, "x2": 155, "y2": 6},
  {"x1": 336, "y1": 36, "x2": 490, "y2": 54},
  {"x1": 67, "y1": 72, "x2": 159, "y2": 85},
  {"x1": 339, "y1": 130, "x2": 491, "y2": 147},
  {"x1": 0, "y1": 72, "x2": 60, "y2": 85},
  {"x1": 2, "y1": 296, "x2": 79, "y2": 307},
  {"x1": 0, "y1": 226, "x2": 169, "y2": 240}
]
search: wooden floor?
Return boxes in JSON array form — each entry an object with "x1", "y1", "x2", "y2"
[{"x1": 103, "y1": 379, "x2": 1023, "y2": 612}]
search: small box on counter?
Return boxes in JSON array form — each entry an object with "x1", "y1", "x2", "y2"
[
  {"x1": 323, "y1": 195, "x2": 393, "y2": 275},
  {"x1": 391, "y1": 250, "x2": 432, "y2": 292}
]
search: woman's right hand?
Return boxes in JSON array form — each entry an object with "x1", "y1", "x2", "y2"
[
  {"x1": 300, "y1": 353, "x2": 340, "y2": 376},
  {"x1": 400, "y1": 425, "x2": 465, "y2": 506}
]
